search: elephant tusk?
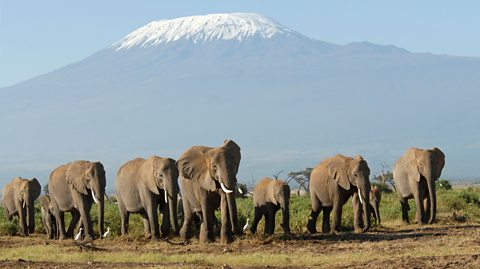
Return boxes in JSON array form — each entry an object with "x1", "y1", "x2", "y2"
[
  {"x1": 220, "y1": 182, "x2": 233, "y2": 194},
  {"x1": 92, "y1": 190, "x2": 99, "y2": 204},
  {"x1": 238, "y1": 188, "x2": 243, "y2": 194},
  {"x1": 358, "y1": 189, "x2": 363, "y2": 205},
  {"x1": 164, "y1": 190, "x2": 168, "y2": 204},
  {"x1": 22, "y1": 199, "x2": 26, "y2": 208}
]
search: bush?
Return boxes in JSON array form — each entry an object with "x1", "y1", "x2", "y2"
[
  {"x1": 371, "y1": 182, "x2": 393, "y2": 193},
  {"x1": 436, "y1": 179, "x2": 452, "y2": 190}
]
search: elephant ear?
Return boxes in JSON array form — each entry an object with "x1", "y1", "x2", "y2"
[
  {"x1": 178, "y1": 147, "x2": 216, "y2": 192},
  {"x1": 326, "y1": 156, "x2": 351, "y2": 190},
  {"x1": 143, "y1": 158, "x2": 160, "y2": 195},
  {"x1": 432, "y1": 147, "x2": 445, "y2": 179},
  {"x1": 29, "y1": 178, "x2": 41, "y2": 201},
  {"x1": 410, "y1": 149, "x2": 422, "y2": 182},
  {"x1": 66, "y1": 162, "x2": 89, "y2": 195}
]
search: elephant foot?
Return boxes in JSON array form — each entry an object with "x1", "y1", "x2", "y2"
[
  {"x1": 354, "y1": 227, "x2": 363, "y2": 234},
  {"x1": 307, "y1": 220, "x2": 317, "y2": 234},
  {"x1": 220, "y1": 235, "x2": 233, "y2": 244},
  {"x1": 200, "y1": 236, "x2": 214, "y2": 244},
  {"x1": 179, "y1": 227, "x2": 192, "y2": 241}
]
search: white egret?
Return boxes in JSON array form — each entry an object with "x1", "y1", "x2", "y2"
[
  {"x1": 74, "y1": 228, "x2": 84, "y2": 241},
  {"x1": 243, "y1": 218, "x2": 250, "y2": 231},
  {"x1": 103, "y1": 227, "x2": 110, "y2": 238}
]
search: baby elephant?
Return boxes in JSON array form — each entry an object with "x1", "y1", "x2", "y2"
[
  {"x1": 39, "y1": 195, "x2": 57, "y2": 239},
  {"x1": 369, "y1": 187, "x2": 382, "y2": 225},
  {"x1": 250, "y1": 177, "x2": 291, "y2": 236}
]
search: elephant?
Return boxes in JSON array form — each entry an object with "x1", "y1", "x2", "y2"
[
  {"x1": 39, "y1": 195, "x2": 57, "y2": 239},
  {"x1": 115, "y1": 156, "x2": 179, "y2": 240},
  {"x1": 250, "y1": 177, "x2": 291, "y2": 236},
  {"x1": 2, "y1": 177, "x2": 41, "y2": 236},
  {"x1": 48, "y1": 161, "x2": 106, "y2": 240},
  {"x1": 393, "y1": 147, "x2": 445, "y2": 224},
  {"x1": 178, "y1": 139, "x2": 242, "y2": 244},
  {"x1": 369, "y1": 187, "x2": 381, "y2": 225},
  {"x1": 307, "y1": 154, "x2": 371, "y2": 234}
]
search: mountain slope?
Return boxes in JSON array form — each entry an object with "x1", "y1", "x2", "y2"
[{"x1": 1, "y1": 13, "x2": 479, "y2": 186}]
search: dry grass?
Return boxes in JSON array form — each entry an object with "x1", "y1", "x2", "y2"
[{"x1": 1, "y1": 223, "x2": 480, "y2": 268}]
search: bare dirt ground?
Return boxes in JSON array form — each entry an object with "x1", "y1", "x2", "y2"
[{"x1": 1, "y1": 224, "x2": 480, "y2": 268}]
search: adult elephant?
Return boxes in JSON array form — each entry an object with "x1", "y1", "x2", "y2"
[
  {"x1": 2, "y1": 177, "x2": 41, "y2": 236},
  {"x1": 115, "y1": 156, "x2": 179, "y2": 239},
  {"x1": 307, "y1": 155, "x2": 371, "y2": 234},
  {"x1": 250, "y1": 177, "x2": 291, "y2": 236},
  {"x1": 178, "y1": 139, "x2": 242, "y2": 244},
  {"x1": 393, "y1": 147, "x2": 445, "y2": 224},
  {"x1": 49, "y1": 161, "x2": 106, "y2": 240}
]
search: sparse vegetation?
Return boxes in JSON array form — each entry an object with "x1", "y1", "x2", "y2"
[{"x1": 1, "y1": 183, "x2": 480, "y2": 267}]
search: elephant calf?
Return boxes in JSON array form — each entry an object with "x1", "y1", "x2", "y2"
[
  {"x1": 250, "y1": 177, "x2": 291, "y2": 236},
  {"x1": 39, "y1": 195, "x2": 57, "y2": 239},
  {"x1": 369, "y1": 187, "x2": 381, "y2": 225},
  {"x1": 2, "y1": 177, "x2": 41, "y2": 236}
]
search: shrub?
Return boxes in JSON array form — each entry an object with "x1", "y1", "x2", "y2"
[
  {"x1": 371, "y1": 182, "x2": 393, "y2": 193},
  {"x1": 436, "y1": 179, "x2": 452, "y2": 190}
]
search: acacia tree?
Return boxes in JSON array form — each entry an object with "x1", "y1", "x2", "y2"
[
  {"x1": 286, "y1": 168, "x2": 313, "y2": 195},
  {"x1": 372, "y1": 162, "x2": 396, "y2": 192}
]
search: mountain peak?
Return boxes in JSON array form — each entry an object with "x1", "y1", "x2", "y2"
[{"x1": 112, "y1": 13, "x2": 294, "y2": 50}]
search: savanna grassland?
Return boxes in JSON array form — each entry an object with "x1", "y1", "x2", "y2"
[{"x1": 2, "y1": 186, "x2": 480, "y2": 268}]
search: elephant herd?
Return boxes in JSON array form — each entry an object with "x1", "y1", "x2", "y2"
[{"x1": 1, "y1": 140, "x2": 445, "y2": 245}]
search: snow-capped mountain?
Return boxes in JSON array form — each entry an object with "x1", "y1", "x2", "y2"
[
  {"x1": 1, "y1": 13, "x2": 480, "y2": 187},
  {"x1": 112, "y1": 13, "x2": 296, "y2": 49}
]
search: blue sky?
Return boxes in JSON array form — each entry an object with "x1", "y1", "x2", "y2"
[{"x1": 1, "y1": 1, "x2": 479, "y2": 88}]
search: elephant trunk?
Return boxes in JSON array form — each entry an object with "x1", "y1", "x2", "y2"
[
  {"x1": 427, "y1": 177, "x2": 437, "y2": 224},
  {"x1": 362, "y1": 188, "x2": 371, "y2": 232},
  {"x1": 226, "y1": 191, "x2": 240, "y2": 235},
  {"x1": 168, "y1": 192, "x2": 179, "y2": 235},
  {"x1": 93, "y1": 186, "x2": 105, "y2": 238},
  {"x1": 27, "y1": 200, "x2": 35, "y2": 234}
]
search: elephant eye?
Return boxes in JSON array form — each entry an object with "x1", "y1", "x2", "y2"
[
  {"x1": 212, "y1": 164, "x2": 217, "y2": 171},
  {"x1": 159, "y1": 174, "x2": 164, "y2": 178}
]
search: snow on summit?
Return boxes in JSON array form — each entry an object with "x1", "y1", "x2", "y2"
[{"x1": 112, "y1": 13, "x2": 294, "y2": 50}]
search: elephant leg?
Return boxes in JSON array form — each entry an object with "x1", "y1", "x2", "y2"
[
  {"x1": 180, "y1": 203, "x2": 193, "y2": 241},
  {"x1": 413, "y1": 189, "x2": 426, "y2": 224},
  {"x1": 66, "y1": 211, "x2": 80, "y2": 238},
  {"x1": 308, "y1": 197, "x2": 321, "y2": 234},
  {"x1": 424, "y1": 196, "x2": 431, "y2": 223},
  {"x1": 140, "y1": 212, "x2": 151, "y2": 239},
  {"x1": 250, "y1": 207, "x2": 262, "y2": 235},
  {"x1": 352, "y1": 193, "x2": 364, "y2": 233},
  {"x1": 76, "y1": 196, "x2": 94, "y2": 240},
  {"x1": 322, "y1": 207, "x2": 332, "y2": 233},
  {"x1": 332, "y1": 201, "x2": 343, "y2": 233},
  {"x1": 53, "y1": 205, "x2": 67, "y2": 240},
  {"x1": 400, "y1": 198, "x2": 410, "y2": 224},
  {"x1": 146, "y1": 201, "x2": 160, "y2": 240},
  {"x1": 199, "y1": 195, "x2": 213, "y2": 244},
  {"x1": 18, "y1": 206, "x2": 28, "y2": 236},
  {"x1": 45, "y1": 216, "x2": 52, "y2": 239},
  {"x1": 265, "y1": 206, "x2": 276, "y2": 236},
  {"x1": 220, "y1": 192, "x2": 232, "y2": 244},
  {"x1": 118, "y1": 199, "x2": 129, "y2": 235},
  {"x1": 160, "y1": 202, "x2": 170, "y2": 238}
]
